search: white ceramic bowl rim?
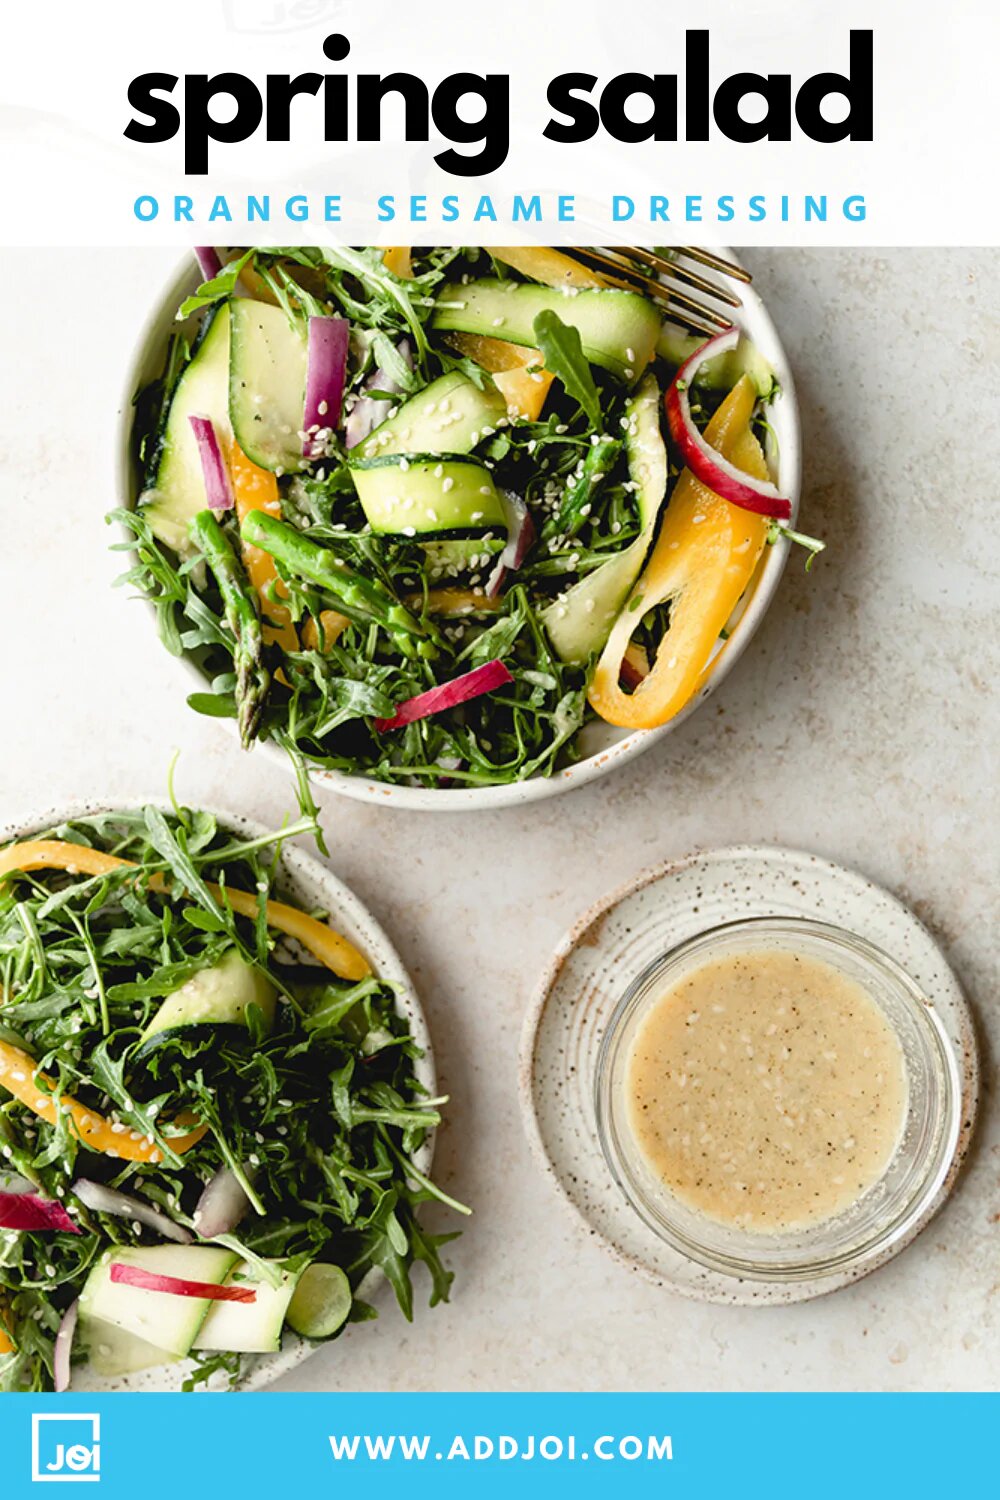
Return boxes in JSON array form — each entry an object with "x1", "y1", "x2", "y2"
[{"x1": 117, "y1": 247, "x2": 802, "y2": 813}]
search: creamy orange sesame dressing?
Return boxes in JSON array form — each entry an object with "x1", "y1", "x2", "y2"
[{"x1": 625, "y1": 949, "x2": 907, "y2": 1232}]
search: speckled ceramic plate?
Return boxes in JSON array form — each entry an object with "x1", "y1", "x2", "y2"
[
  {"x1": 519, "y1": 846, "x2": 978, "y2": 1306},
  {"x1": 0, "y1": 798, "x2": 435, "y2": 1392},
  {"x1": 118, "y1": 248, "x2": 800, "y2": 812}
]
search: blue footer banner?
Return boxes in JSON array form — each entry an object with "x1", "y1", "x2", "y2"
[{"x1": 1, "y1": 1393, "x2": 994, "y2": 1498}]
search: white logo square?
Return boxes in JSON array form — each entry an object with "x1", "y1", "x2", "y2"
[{"x1": 31, "y1": 1414, "x2": 101, "y2": 1484}]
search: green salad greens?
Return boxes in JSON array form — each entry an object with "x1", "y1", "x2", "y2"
[
  {"x1": 0, "y1": 803, "x2": 461, "y2": 1393},
  {"x1": 113, "y1": 245, "x2": 817, "y2": 805}
]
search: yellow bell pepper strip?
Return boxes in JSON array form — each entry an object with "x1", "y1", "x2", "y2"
[
  {"x1": 443, "y1": 330, "x2": 555, "y2": 421},
  {"x1": 382, "y1": 246, "x2": 413, "y2": 279},
  {"x1": 301, "y1": 609, "x2": 350, "y2": 653},
  {"x1": 221, "y1": 890, "x2": 369, "y2": 983},
  {"x1": 0, "y1": 842, "x2": 370, "y2": 983},
  {"x1": 408, "y1": 589, "x2": 502, "y2": 618},
  {"x1": 588, "y1": 375, "x2": 770, "y2": 729},
  {"x1": 0, "y1": 1038, "x2": 208, "y2": 1164},
  {"x1": 494, "y1": 364, "x2": 555, "y2": 423},
  {"x1": 492, "y1": 246, "x2": 609, "y2": 291},
  {"x1": 0, "y1": 1304, "x2": 13, "y2": 1356},
  {"x1": 230, "y1": 443, "x2": 299, "y2": 656},
  {"x1": 0, "y1": 842, "x2": 122, "y2": 882}
]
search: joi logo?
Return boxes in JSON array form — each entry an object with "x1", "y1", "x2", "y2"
[{"x1": 31, "y1": 1414, "x2": 101, "y2": 1484}]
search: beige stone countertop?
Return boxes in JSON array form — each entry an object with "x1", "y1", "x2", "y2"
[{"x1": 0, "y1": 248, "x2": 996, "y2": 1390}]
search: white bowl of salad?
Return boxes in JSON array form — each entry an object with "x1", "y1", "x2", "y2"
[
  {"x1": 115, "y1": 246, "x2": 804, "y2": 813},
  {"x1": 0, "y1": 797, "x2": 461, "y2": 1393}
]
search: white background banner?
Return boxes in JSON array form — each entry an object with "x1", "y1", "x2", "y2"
[{"x1": 0, "y1": 0, "x2": 996, "y2": 245}]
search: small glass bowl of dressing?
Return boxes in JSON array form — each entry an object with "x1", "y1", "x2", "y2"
[{"x1": 595, "y1": 917, "x2": 964, "y2": 1282}]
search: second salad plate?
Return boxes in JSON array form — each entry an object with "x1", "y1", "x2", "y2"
[{"x1": 0, "y1": 798, "x2": 449, "y2": 1393}]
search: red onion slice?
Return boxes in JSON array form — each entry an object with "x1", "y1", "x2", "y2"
[
  {"x1": 194, "y1": 247, "x2": 222, "y2": 282},
  {"x1": 664, "y1": 328, "x2": 792, "y2": 520},
  {"x1": 303, "y1": 316, "x2": 350, "y2": 458},
  {"x1": 344, "y1": 339, "x2": 413, "y2": 450},
  {"x1": 188, "y1": 415, "x2": 234, "y2": 512},
  {"x1": 53, "y1": 1299, "x2": 78, "y2": 1394},
  {"x1": 193, "y1": 1167, "x2": 252, "y2": 1240},
  {"x1": 0, "y1": 1188, "x2": 79, "y2": 1235},
  {"x1": 72, "y1": 1179, "x2": 192, "y2": 1245},
  {"x1": 486, "y1": 491, "x2": 536, "y2": 598},
  {"x1": 375, "y1": 659, "x2": 514, "y2": 733},
  {"x1": 109, "y1": 1263, "x2": 255, "y2": 1303}
]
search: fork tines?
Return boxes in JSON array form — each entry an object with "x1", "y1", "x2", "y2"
[{"x1": 567, "y1": 245, "x2": 749, "y2": 335}]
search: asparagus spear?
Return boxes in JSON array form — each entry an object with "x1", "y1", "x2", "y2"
[
  {"x1": 240, "y1": 510, "x2": 439, "y2": 661},
  {"x1": 188, "y1": 509, "x2": 270, "y2": 747},
  {"x1": 541, "y1": 437, "x2": 622, "y2": 543}
]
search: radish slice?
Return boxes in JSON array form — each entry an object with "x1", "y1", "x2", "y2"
[
  {"x1": 108, "y1": 1263, "x2": 256, "y2": 1303},
  {"x1": 53, "y1": 1299, "x2": 78, "y2": 1394},
  {"x1": 192, "y1": 1167, "x2": 252, "y2": 1240},
  {"x1": 0, "y1": 1186, "x2": 79, "y2": 1235},
  {"x1": 188, "y1": 415, "x2": 234, "y2": 512},
  {"x1": 303, "y1": 316, "x2": 350, "y2": 457},
  {"x1": 486, "y1": 491, "x2": 536, "y2": 598},
  {"x1": 619, "y1": 653, "x2": 647, "y2": 691},
  {"x1": 72, "y1": 1179, "x2": 192, "y2": 1245},
  {"x1": 664, "y1": 328, "x2": 791, "y2": 520},
  {"x1": 344, "y1": 339, "x2": 413, "y2": 449},
  {"x1": 194, "y1": 247, "x2": 222, "y2": 281},
  {"x1": 374, "y1": 659, "x2": 514, "y2": 733}
]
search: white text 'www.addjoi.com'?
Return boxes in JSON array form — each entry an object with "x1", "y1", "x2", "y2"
[{"x1": 328, "y1": 1433, "x2": 673, "y2": 1463}]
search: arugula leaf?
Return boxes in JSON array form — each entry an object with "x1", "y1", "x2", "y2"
[
  {"x1": 142, "y1": 807, "x2": 225, "y2": 924},
  {"x1": 187, "y1": 692, "x2": 237, "y2": 720},
  {"x1": 532, "y1": 309, "x2": 603, "y2": 429},
  {"x1": 177, "y1": 250, "x2": 255, "y2": 319}
]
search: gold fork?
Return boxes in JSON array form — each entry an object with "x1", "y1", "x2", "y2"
[{"x1": 566, "y1": 246, "x2": 750, "y2": 334}]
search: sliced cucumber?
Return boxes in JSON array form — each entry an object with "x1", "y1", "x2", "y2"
[
  {"x1": 79, "y1": 1245, "x2": 238, "y2": 1359},
  {"x1": 139, "y1": 304, "x2": 231, "y2": 555},
  {"x1": 140, "y1": 949, "x2": 277, "y2": 1046},
  {"x1": 79, "y1": 1315, "x2": 179, "y2": 1378},
  {"x1": 656, "y1": 324, "x2": 775, "y2": 397},
  {"x1": 544, "y1": 372, "x2": 667, "y2": 663},
  {"x1": 193, "y1": 1259, "x2": 303, "y2": 1355},
  {"x1": 229, "y1": 299, "x2": 309, "y2": 475},
  {"x1": 434, "y1": 280, "x2": 661, "y2": 383},
  {"x1": 423, "y1": 536, "x2": 504, "y2": 577},
  {"x1": 351, "y1": 455, "x2": 507, "y2": 536},
  {"x1": 356, "y1": 371, "x2": 506, "y2": 460},
  {"x1": 285, "y1": 1263, "x2": 351, "y2": 1340}
]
